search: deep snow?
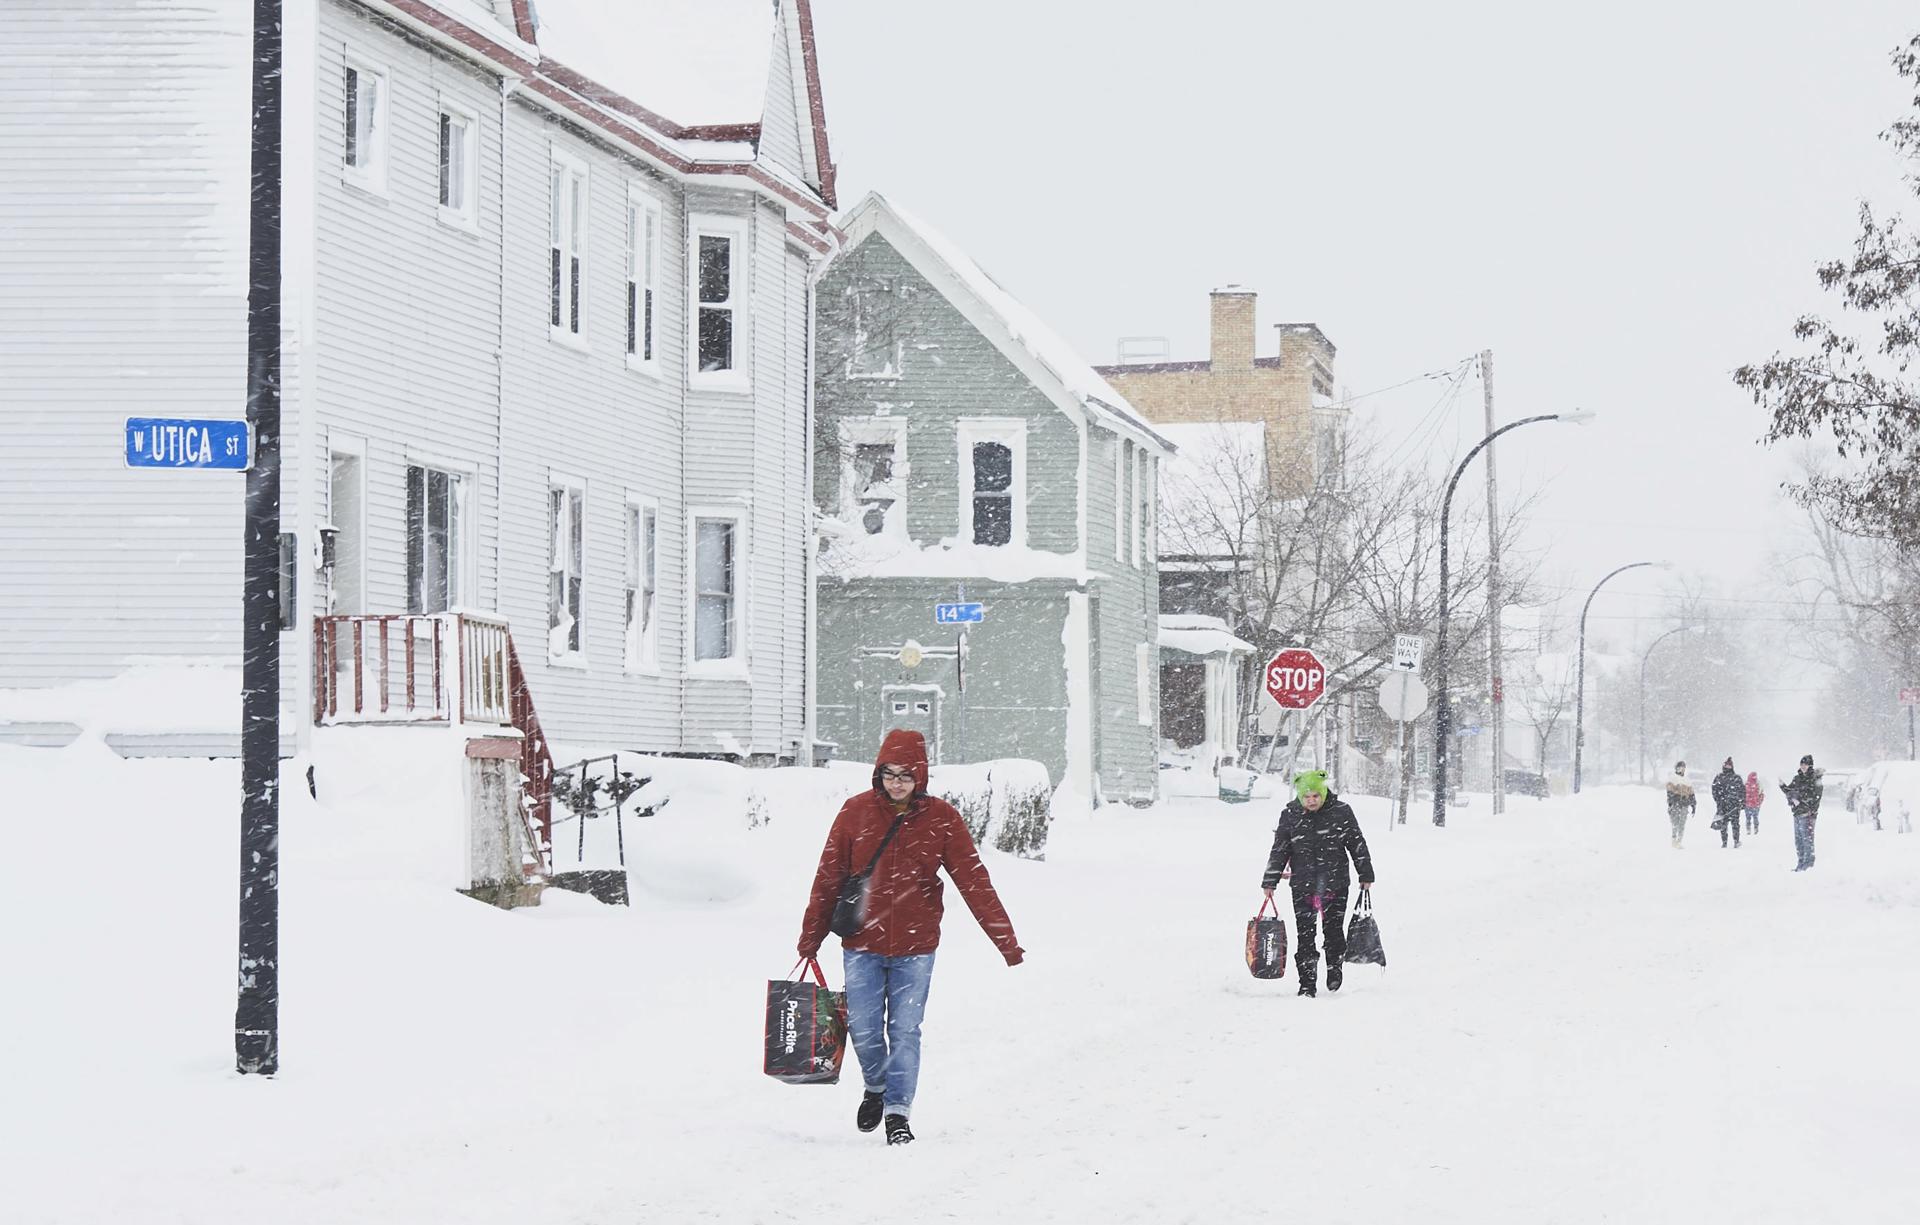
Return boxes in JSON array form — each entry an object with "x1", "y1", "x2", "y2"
[{"x1": 3, "y1": 744, "x2": 1918, "y2": 1224}]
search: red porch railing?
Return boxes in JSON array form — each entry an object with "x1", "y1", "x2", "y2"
[{"x1": 506, "y1": 634, "x2": 556, "y2": 869}]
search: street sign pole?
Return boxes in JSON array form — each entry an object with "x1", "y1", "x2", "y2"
[{"x1": 235, "y1": 0, "x2": 283, "y2": 1077}]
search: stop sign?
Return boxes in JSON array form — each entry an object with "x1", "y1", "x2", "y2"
[{"x1": 1265, "y1": 647, "x2": 1327, "y2": 710}]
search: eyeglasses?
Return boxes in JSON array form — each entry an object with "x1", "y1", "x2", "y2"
[{"x1": 878, "y1": 768, "x2": 915, "y2": 782}]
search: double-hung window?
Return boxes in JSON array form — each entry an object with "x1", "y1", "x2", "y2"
[
  {"x1": 342, "y1": 57, "x2": 389, "y2": 193},
  {"x1": 624, "y1": 496, "x2": 659, "y2": 671},
  {"x1": 689, "y1": 214, "x2": 748, "y2": 388},
  {"x1": 957, "y1": 419, "x2": 1025, "y2": 548},
  {"x1": 626, "y1": 187, "x2": 661, "y2": 370},
  {"x1": 839, "y1": 418, "x2": 907, "y2": 537},
  {"x1": 437, "y1": 101, "x2": 477, "y2": 228},
  {"x1": 405, "y1": 464, "x2": 465, "y2": 613},
  {"x1": 690, "y1": 511, "x2": 744, "y2": 666},
  {"x1": 549, "y1": 151, "x2": 588, "y2": 342},
  {"x1": 846, "y1": 276, "x2": 902, "y2": 378},
  {"x1": 548, "y1": 481, "x2": 586, "y2": 661}
]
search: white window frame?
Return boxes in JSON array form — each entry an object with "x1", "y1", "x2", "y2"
[
  {"x1": 1132, "y1": 445, "x2": 1147, "y2": 567},
  {"x1": 547, "y1": 476, "x2": 588, "y2": 666},
  {"x1": 1114, "y1": 436, "x2": 1127, "y2": 563},
  {"x1": 1136, "y1": 643, "x2": 1154, "y2": 726},
  {"x1": 838, "y1": 416, "x2": 908, "y2": 538},
  {"x1": 549, "y1": 148, "x2": 589, "y2": 348},
  {"x1": 341, "y1": 53, "x2": 390, "y2": 195},
  {"x1": 403, "y1": 457, "x2": 475, "y2": 616},
  {"x1": 1144, "y1": 453, "x2": 1157, "y2": 562},
  {"x1": 625, "y1": 185, "x2": 662, "y2": 375},
  {"x1": 624, "y1": 492, "x2": 661, "y2": 674},
  {"x1": 688, "y1": 213, "x2": 750, "y2": 393},
  {"x1": 686, "y1": 506, "x2": 748, "y2": 676},
  {"x1": 845, "y1": 276, "x2": 903, "y2": 379},
  {"x1": 325, "y1": 432, "x2": 369, "y2": 616},
  {"x1": 436, "y1": 97, "x2": 479, "y2": 231},
  {"x1": 956, "y1": 418, "x2": 1026, "y2": 549}
]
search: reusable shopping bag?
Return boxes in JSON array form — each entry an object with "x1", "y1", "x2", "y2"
[
  {"x1": 763, "y1": 958, "x2": 848, "y2": 1084},
  {"x1": 1343, "y1": 891, "x2": 1387, "y2": 968},
  {"x1": 1246, "y1": 895, "x2": 1289, "y2": 979}
]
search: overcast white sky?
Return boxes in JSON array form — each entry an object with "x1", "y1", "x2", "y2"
[{"x1": 811, "y1": 0, "x2": 1917, "y2": 677}]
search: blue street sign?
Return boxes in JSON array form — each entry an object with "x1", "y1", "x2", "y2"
[
  {"x1": 125, "y1": 417, "x2": 251, "y2": 471},
  {"x1": 1460, "y1": 726, "x2": 1483, "y2": 737},
  {"x1": 934, "y1": 602, "x2": 985, "y2": 625}
]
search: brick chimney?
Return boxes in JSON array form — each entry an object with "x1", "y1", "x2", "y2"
[{"x1": 1209, "y1": 286, "x2": 1256, "y2": 371}]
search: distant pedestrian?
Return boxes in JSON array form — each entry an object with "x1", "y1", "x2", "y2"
[
  {"x1": 1261, "y1": 770, "x2": 1375, "y2": 998},
  {"x1": 797, "y1": 729, "x2": 1024, "y2": 1146},
  {"x1": 1743, "y1": 771, "x2": 1763, "y2": 835},
  {"x1": 1780, "y1": 754, "x2": 1824, "y2": 871},
  {"x1": 1665, "y1": 761, "x2": 1697, "y2": 848},
  {"x1": 1898, "y1": 800, "x2": 1913, "y2": 835},
  {"x1": 1710, "y1": 758, "x2": 1744, "y2": 849}
]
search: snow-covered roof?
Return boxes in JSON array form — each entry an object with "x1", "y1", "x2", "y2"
[
  {"x1": 820, "y1": 531, "x2": 1096, "y2": 584},
  {"x1": 837, "y1": 193, "x2": 1174, "y2": 454},
  {"x1": 1158, "y1": 616, "x2": 1254, "y2": 658},
  {"x1": 531, "y1": 0, "x2": 778, "y2": 128},
  {"x1": 1156, "y1": 421, "x2": 1267, "y2": 559}
]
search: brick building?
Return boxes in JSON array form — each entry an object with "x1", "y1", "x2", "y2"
[{"x1": 1093, "y1": 286, "x2": 1344, "y2": 497}]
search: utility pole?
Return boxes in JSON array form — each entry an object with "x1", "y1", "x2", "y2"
[
  {"x1": 1481, "y1": 350, "x2": 1505, "y2": 815},
  {"x1": 235, "y1": 0, "x2": 283, "y2": 1076}
]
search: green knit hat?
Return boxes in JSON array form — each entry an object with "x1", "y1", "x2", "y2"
[{"x1": 1294, "y1": 769, "x2": 1329, "y2": 800}]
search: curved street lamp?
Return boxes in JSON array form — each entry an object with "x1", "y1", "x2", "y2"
[
  {"x1": 1432, "y1": 411, "x2": 1594, "y2": 827},
  {"x1": 1638, "y1": 624, "x2": 1704, "y2": 785},
  {"x1": 1572, "y1": 560, "x2": 1665, "y2": 793}
]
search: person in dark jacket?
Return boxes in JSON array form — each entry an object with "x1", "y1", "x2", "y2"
[
  {"x1": 1261, "y1": 770, "x2": 1374, "y2": 997},
  {"x1": 1743, "y1": 771, "x2": 1764, "y2": 836},
  {"x1": 1710, "y1": 758, "x2": 1744, "y2": 849},
  {"x1": 798, "y1": 729, "x2": 1023, "y2": 1146},
  {"x1": 1780, "y1": 754, "x2": 1824, "y2": 871}
]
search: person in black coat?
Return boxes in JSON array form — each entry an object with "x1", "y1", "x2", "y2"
[
  {"x1": 1781, "y1": 754, "x2": 1824, "y2": 871},
  {"x1": 1261, "y1": 769, "x2": 1375, "y2": 997},
  {"x1": 1710, "y1": 758, "x2": 1744, "y2": 849}
]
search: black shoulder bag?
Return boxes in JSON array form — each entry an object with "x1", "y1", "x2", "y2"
[{"x1": 829, "y1": 810, "x2": 911, "y2": 938}]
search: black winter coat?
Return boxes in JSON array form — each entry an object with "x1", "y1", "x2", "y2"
[
  {"x1": 1710, "y1": 768, "x2": 1744, "y2": 817},
  {"x1": 1782, "y1": 768, "x2": 1824, "y2": 819},
  {"x1": 1261, "y1": 792, "x2": 1375, "y2": 894}
]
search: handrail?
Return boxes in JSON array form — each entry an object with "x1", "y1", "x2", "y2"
[
  {"x1": 505, "y1": 635, "x2": 555, "y2": 877},
  {"x1": 314, "y1": 614, "x2": 449, "y2": 723},
  {"x1": 549, "y1": 751, "x2": 659, "y2": 868}
]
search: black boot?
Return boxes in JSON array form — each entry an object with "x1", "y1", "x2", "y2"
[
  {"x1": 1327, "y1": 960, "x2": 1344, "y2": 992},
  {"x1": 857, "y1": 1090, "x2": 884, "y2": 1133},
  {"x1": 884, "y1": 1114, "x2": 914, "y2": 1146}
]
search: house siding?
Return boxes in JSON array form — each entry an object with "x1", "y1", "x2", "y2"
[
  {"x1": 0, "y1": 1, "x2": 250, "y2": 688},
  {"x1": 2, "y1": 1, "x2": 820, "y2": 765},
  {"x1": 814, "y1": 227, "x2": 1163, "y2": 796}
]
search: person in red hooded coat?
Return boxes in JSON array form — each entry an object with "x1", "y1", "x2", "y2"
[{"x1": 797, "y1": 729, "x2": 1024, "y2": 1146}]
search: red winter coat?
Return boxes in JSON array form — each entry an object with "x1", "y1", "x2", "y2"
[
  {"x1": 1745, "y1": 773, "x2": 1763, "y2": 809},
  {"x1": 798, "y1": 730, "x2": 1023, "y2": 964}
]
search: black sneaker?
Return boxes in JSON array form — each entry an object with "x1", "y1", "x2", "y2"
[
  {"x1": 857, "y1": 1091, "x2": 885, "y2": 1133},
  {"x1": 1327, "y1": 962, "x2": 1344, "y2": 992},
  {"x1": 884, "y1": 1114, "x2": 914, "y2": 1146},
  {"x1": 1297, "y1": 980, "x2": 1316, "y2": 998}
]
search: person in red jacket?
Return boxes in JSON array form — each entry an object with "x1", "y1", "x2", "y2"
[
  {"x1": 797, "y1": 729, "x2": 1024, "y2": 1146},
  {"x1": 1744, "y1": 770, "x2": 1764, "y2": 836}
]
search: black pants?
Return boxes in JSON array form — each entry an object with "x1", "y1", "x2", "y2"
[
  {"x1": 1720, "y1": 812, "x2": 1742, "y2": 847},
  {"x1": 1291, "y1": 883, "x2": 1350, "y2": 984}
]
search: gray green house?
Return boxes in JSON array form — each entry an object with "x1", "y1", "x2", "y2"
[{"x1": 812, "y1": 193, "x2": 1174, "y2": 803}]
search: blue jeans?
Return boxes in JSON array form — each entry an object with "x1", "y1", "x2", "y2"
[
  {"x1": 1793, "y1": 814, "x2": 1817, "y2": 868},
  {"x1": 842, "y1": 949, "x2": 936, "y2": 1119}
]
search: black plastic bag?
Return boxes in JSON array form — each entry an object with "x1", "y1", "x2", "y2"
[
  {"x1": 1246, "y1": 895, "x2": 1288, "y2": 979},
  {"x1": 1343, "y1": 891, "x2": 1386, "y2": 968},
  {"x1": 763, "y1": 958, "x2": 848, "y2": 1084}
]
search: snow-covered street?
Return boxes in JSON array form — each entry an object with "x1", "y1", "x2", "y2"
[{"x1": 5, "y1": 747, "x2": 1917, "y2": 1224}]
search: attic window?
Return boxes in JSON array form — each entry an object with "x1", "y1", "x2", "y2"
[
  {"x1": 846, "y1": 277, "x2": 903, "y2": 378},
  {"x1": 958, "y1": 419, "x2": 1025, "y2": 548}
]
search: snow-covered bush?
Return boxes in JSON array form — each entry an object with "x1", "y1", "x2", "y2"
[{"x1": 930, "y1": 759, "x2": 1052, "y2": 860}]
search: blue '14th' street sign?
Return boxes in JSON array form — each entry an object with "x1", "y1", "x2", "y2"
[
  {"x1": 125, "y1": 418, "x2": 251, "y2": 471},
  {"x1": 934, "y1": 602, "x2": 985, "y2": 625}
]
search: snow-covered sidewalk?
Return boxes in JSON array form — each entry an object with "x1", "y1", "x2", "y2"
[{"x1": 4, "y1": 746, "x2": 1917, "y2": 1223}]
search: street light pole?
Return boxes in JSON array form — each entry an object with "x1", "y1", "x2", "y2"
[
  {"x1": 1432, "y1": 411, "x2": 1592, "y2": 827},
  {"x1": 1638, "y1": 625, "x2": 1700, "y2": 785},
  {"x1": 1573, "y1": 561, "x2": 1659, "y2": 795}
]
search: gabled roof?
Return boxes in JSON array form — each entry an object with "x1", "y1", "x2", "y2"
[
  {"x1": 369, "y1": 1, "x2": 836, "y2": 213},
  {"x1": 836, "y1": 192, "x2": 1173, "y2": 454}
]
